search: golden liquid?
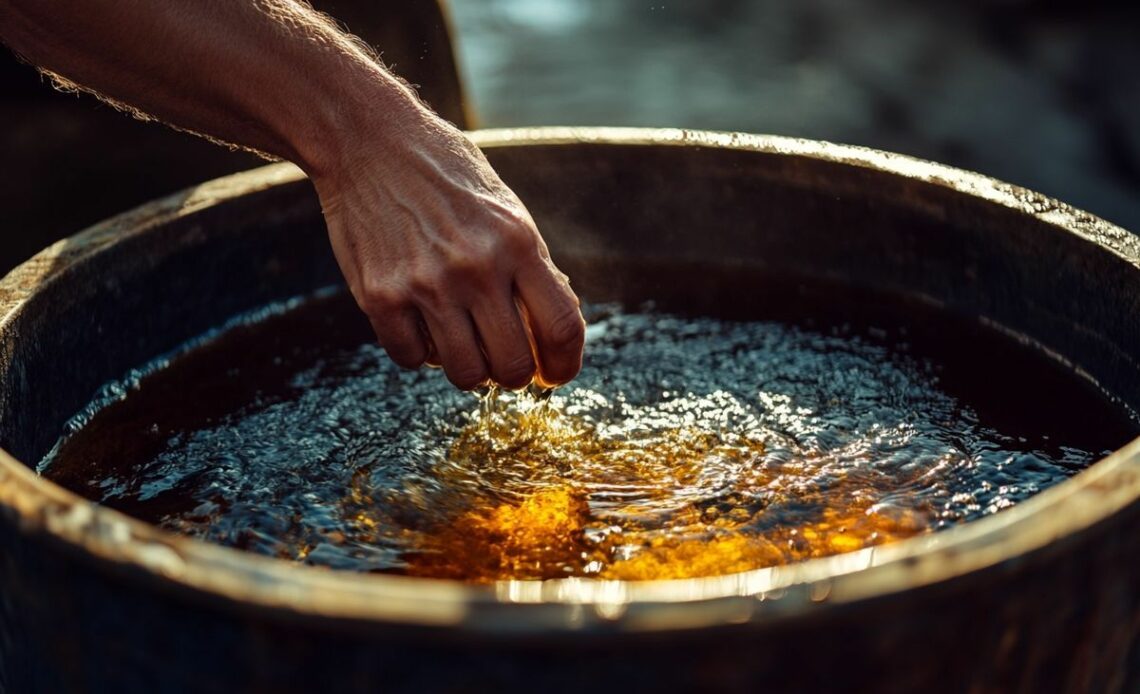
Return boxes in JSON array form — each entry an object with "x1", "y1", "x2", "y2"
[{"x1": 344, "y1": 387, "x2": 929, "y2": 582}]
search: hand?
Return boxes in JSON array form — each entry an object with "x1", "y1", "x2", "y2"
[
  {"x1": 0, "y1": 0, "x2": 583, "y2": 391},
  {"x1": 310, "y1": 112, "x2": 585, "y2": 390}
]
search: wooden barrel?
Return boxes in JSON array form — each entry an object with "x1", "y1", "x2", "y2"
[{"x1": 2, "y1": 128, "x2": 1139, "y2": 693}]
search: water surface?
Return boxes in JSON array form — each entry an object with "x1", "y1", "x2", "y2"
[{"x1": 40, "y1": 290, "x2": 1138, "y2": 581}]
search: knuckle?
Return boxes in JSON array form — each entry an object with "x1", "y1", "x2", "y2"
[
  {"x1": 496, "y1": 224, "x2": 538, "y2": 259},
  {"x1": 358, "y1": 279, "x2": 403, "y2": 316},
  {"x1": 384, "y1": 342, "x2": 427, "y2": 370},
  {"x1": 444, "y1": 245, "x2": 497, "y2": 283},
  {"x1": 407, "y1": 266, "x2": 446, "y2": 303},
  {"x1": 547, "y1": 309, "x2": 586, "y2": 348},
  {"x1": 494, "y1": 351, "x2": 536, "y2": 389},
  {"x1": 448, "y1": 363, "x2": 489, "y2": 391}
]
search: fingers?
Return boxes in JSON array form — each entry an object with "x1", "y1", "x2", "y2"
[
  {"x1": 420, "y1": 305, "x2": 489, "y2": 390},
  {"x1": 359, "y1": 293, "x2": 443, "y2": 370},
  {"x1": 470, "y1": 288, "x2": 536, "y2": 390},
  {"x1": 423, "y1": 334, "x2": 441, "y2": 368},
  {"x1": 362, "y1": 275, "x2": 574, "y2": 390},
  {"x1": 368, "y1": 307, "x2": 428, "y2": 369},
  {"x1": 515, "y1": 260, "x2": 585, "y2": 387},
  {"x1": 328, "y1": 167, "x2": 580, "y2": 389}
]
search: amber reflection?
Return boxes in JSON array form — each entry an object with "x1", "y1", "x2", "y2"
[{"x1": 346, "y1": 391, "x2": 931, "y2": 582}]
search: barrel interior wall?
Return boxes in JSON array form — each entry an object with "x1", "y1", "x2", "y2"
[
  {"x1": 487, "y1": 144, "x2": 1140, "y2": 409},
  {"x1": 0, "y1": 182, "x2": 339, "y2": 465}
]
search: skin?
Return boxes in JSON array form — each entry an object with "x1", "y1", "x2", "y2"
[{"x1": 0, "y1": 0, "x2": 585, "y2": 390}]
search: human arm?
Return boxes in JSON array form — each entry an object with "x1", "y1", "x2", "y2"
[{"x1": 0, "y1": 0, "x2": 585, "y2": 389}]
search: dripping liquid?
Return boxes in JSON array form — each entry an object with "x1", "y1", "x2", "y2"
[{"x1": 39, "y1": 289, "x2": 1139, "y2": 582}]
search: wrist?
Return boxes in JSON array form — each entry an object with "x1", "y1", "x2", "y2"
[{"x1": 274, "y1": 64, "x2": 437, "y2": 184}]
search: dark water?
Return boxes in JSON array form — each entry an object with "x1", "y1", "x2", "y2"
[{"x1": 39, "y1": 289, "x2": 1138, "y2": 580}]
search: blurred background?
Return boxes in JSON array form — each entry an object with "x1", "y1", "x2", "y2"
[{"x1": 2, "y1": 0, "x2": 1137, "y2": 275}]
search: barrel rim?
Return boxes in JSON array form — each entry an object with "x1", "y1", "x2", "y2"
[{"x1": 2, "y1": 126, "x2": 1138, "y2": 633}]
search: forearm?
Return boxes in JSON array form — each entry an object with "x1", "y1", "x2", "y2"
[
  {"x1": 0, "y1": 0, "x2": 426, "y2": 175},
  {"x1": 0, "y1": 0, "x2": 585, "y2": 389}
]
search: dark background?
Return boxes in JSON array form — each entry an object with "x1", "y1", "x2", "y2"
[{"x1": 2, "y1": 0, "x2": 1138, "y2": 275}]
